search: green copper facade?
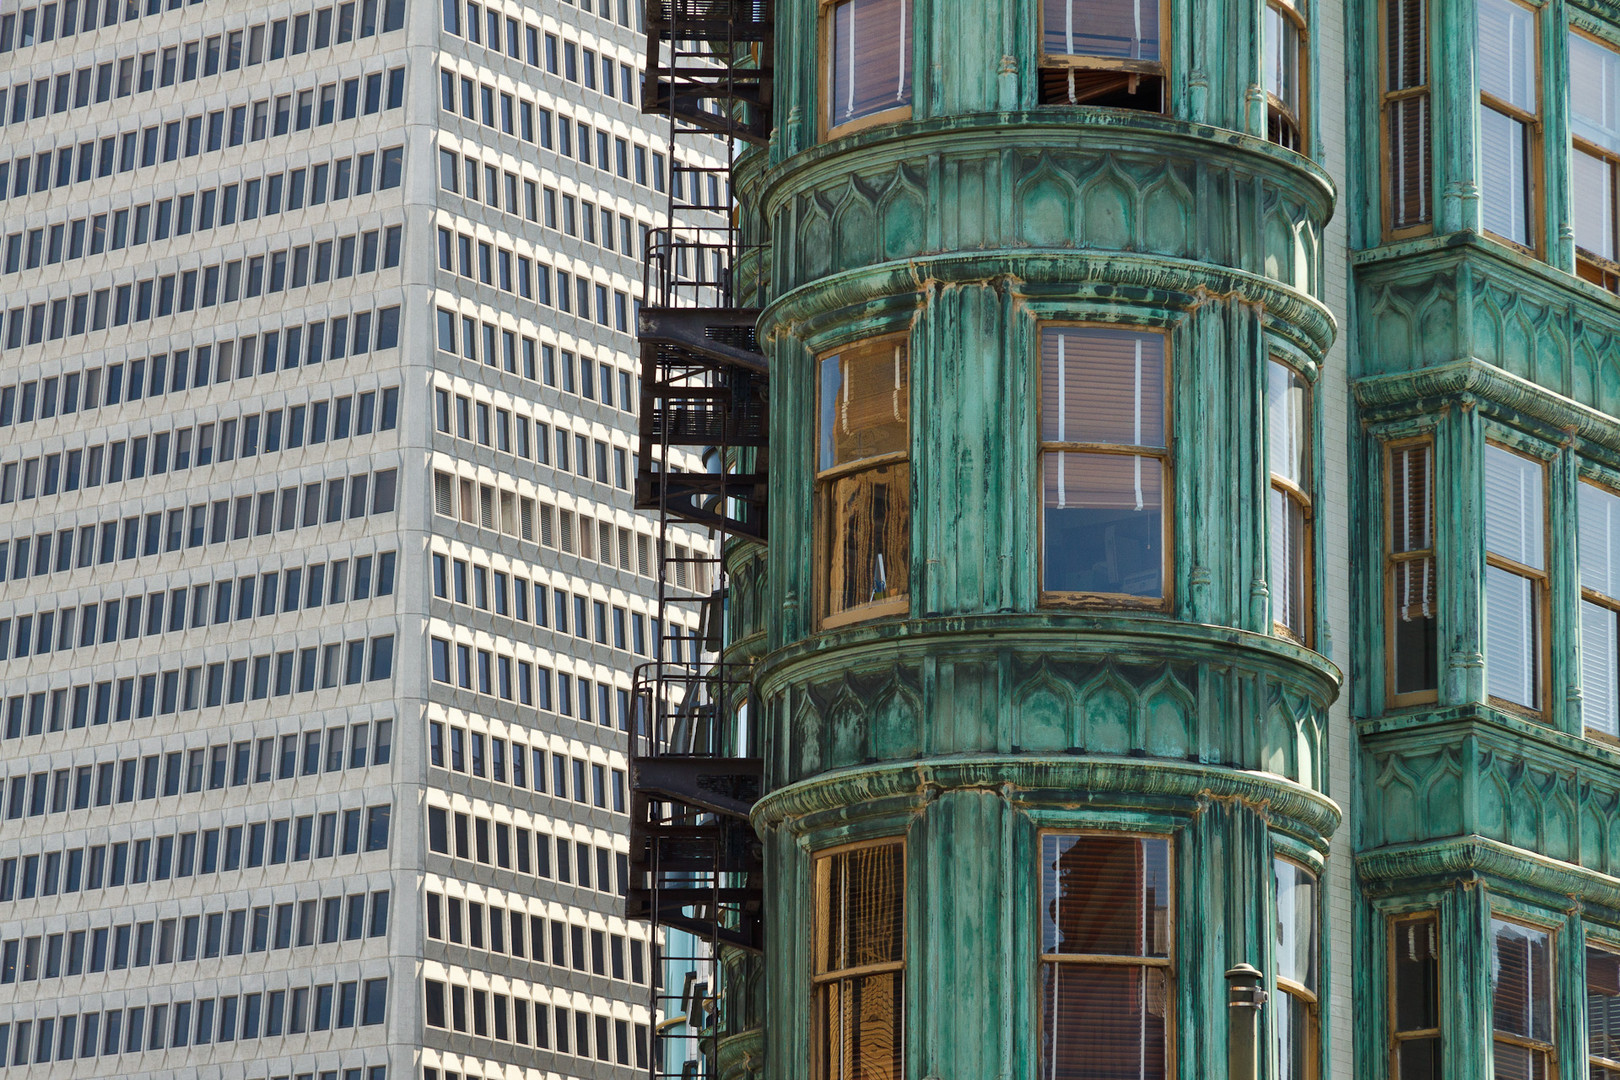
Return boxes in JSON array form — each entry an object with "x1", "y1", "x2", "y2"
[{"x1": 683, "y1": 0, "x2": 1620, "y2": 1076}]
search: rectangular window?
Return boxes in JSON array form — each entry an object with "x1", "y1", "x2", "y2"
[
  {"x1": 1583, "y1": 479, "x2": 1620, "y2": 740},
  {"x1": 1264, "y1": 1, "x2": 1306, "y2": 150},
  {"x1": 813, "y1": 839, "x2": 905, "y2": 1080},
  {"x1": 1268, "y1": 360, "x2": 1312, "y2": 643},
  {"x1": 1589, "y1": 945, "x2": 1620, "y2": 1077},
  {"x1": 1274, "y1": 859, "x2": 1318, "y2": 1080},
  {"x1": 1383, "y1": 0, "x2": 1431, "y2": 234},
  {"x1": 1389, "y1": 914, "x2": 1440, "y2": 1078},
  {"x1": 825, "y1": 0, "x2": 912, "y2": 135},
  {"x1": 1490, "y1": 918, "x2": 1553, "y2": 1080},
  {"x1": 817, "y1": 336, "x2": 910, "y2": 626},
  {"x1": 1386, "y1": 440, "x2": 1438, "y2": 703},
  {"x1": 1570, "y1": 31, "x2": 1620, "y2": 290},
  {"x1": 1477, "y1": 0, "x2": 1538, "y2": 250},
  {"x1": 1040, "y1": 326, "x2": 1169, "y2": 603},
  {"x1": 1484, "y1": 443, "x2": 1546, "y2": 713},
  {"x1": 1039, "y1": 832, "x2": 1171, "y2": 1080},
  {"x1": 1039, "y1": 0, "x2": 1165, "y2": 110}
]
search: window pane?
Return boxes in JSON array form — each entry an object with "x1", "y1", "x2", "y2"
[
  {"x1": 1272, "y1": 487, "x2": 1308, "y2": 636},
  {"x1": 1389, "y1": 94, "x2": 1432, "y2": 229},
  {"x1": 1589, "y1": 947, "x2": 1620, "y2": 1069},
  {"x1": 1041, "y1": 834, "x2": 1169, "y2": 958},
  {"x1": 1485, "y1": 564, "x2": 1539, "y2": 708},
  {"x1": 825, "y1": 463, "x2": 910, "y2": 616},
  {"x1": 1267, "y1": 361, "x2": 1309, "y2": 485},
  {"x1": 1477, "y1": 0, "x2": 1535, "y2": 112},
  {"x1": 1277, "y1": 988, "x2": 1313, "y2": 1080},
  {"x1": 1490, "y1": 919, "x2": 1552, "y2": 1044},
  {"x1": 827, "y1": 0, "x2": 912, "y2": 129},
  {"x1": 1581, "y1": 481, "x2": 1620, "y2": 599},
  {"x1": 1390, "y1": 444, "x2": 1433, "y2": 556},
  {"x1": 817, "y1": 972, "x2": 903, "y2": 1080},
  {"x1": 1479, "y1": 107, "x2": 1530, "y2": 245},
  {"x1": 1572, "y1": 149, "x2": 1615, "y2": 262},
  {"x1": 1385, "y1": 0, "x2": 1427, "y2": 91},
  {"x1": 1583, "y1": 600, "x2": 1619, "y2": 738},
  {"x1": 1493, "y1": 1043, "x2": 1549, "y2": 1080},
  {"x1": 1484, "y1": 445, "x2": 1543, "y2": 570},
  {"x1": 1274, "y1": 860, "x2": 1317, "y2": 991},
  {"x1": 814, "y1": 843, "x2": 904, "y2": 975},
  {"x1": 1041, "y1": 963, "x2": 1167, "y2": 1080},
  {"x1": 1042, "y1": 0, "x2": 1160, "y2": 61},
  {"x1": 814, "y1": 841, "x2": 904, "y2": 1080},
  {"x1": 1041, "y1": 328, "x2": 1165, "y2": 448},
  {"x1": 1265, "y1": 5, "x2": 1301, "y2": 117},
  {"x1": 1392, "y1": 916, "x2": 1439, "y2": 1033},
  {"x1": 1043, "y1": 452, "x2": 1164, "y2": 597},
  {"x1": 819, "y1": 340, "x2": 909, "y2": 471},
  {"x1": 1571, "y1": 32, "x2": 1620, "y2": 155}
]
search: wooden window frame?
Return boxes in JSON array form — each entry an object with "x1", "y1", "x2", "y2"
[
  {"x1": 1036, "y1": 0, "x2": 1170, "y2": 109},
  {"x1": 1476, "y1": 0, "x2": 1544, "y2": 256},
  {"x1": 1038, "y1": 322, "x2": 1174, "y2": 611},
  {"x1": 812, "y1": 836, "x2": 906, "y2": 1080},
  {"x1": 819, "y1": 0, "x2": 913, "y2": 140},
  {"x1": 1387, "y1": 912, "x2": 1441, "y2": 1078},
  {"x1": 1489, "y1": 915, "x2": 1557, "y2": 1078},
  {"x1": 1569, "y1": 27, "x2": 1620, "y2": 292},
  {"x1": 815, "y1": 332, "x2": 911, "y2": 630},
  {"x1": 1037, "y1": 829, "x2": 1175, "y2": 1080},
  {"x1": 1380, "y1": 0, "x2": 1433, "y2": 238},
  {"x1": 1483, "y1": 440, "x2": 1551, "y2": 720},
  {"x1": 1269, "y1": 358, "x2": 1314, "y2": 647},
  {"x1": 1264, "y1": 0, "x2": 1309, "y2": 152},
  {"x1": 1384, "y1": 436, "x2": 1438, "y2": 707},
  {"x1": 1587, "y1": 941, "x2": 1620, "y2": 1076},
  {"x1": 1274, "y1": 857, "x2": 1319, "y2": 1080}
]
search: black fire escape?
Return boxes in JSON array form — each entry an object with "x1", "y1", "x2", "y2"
[{"x1": 628, "y1": 2, "x2": 772, "y2": 1078}]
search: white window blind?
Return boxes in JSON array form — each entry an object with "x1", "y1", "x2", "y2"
[{"x1": 1484, "y1": 444, "x2": 1543, "y2": 569}]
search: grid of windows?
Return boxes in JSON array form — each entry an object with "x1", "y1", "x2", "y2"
[
  {"x1": 0, "y1": 0, "x2": 706, "y2": 1071},
  {"x1": 0, "y1": 802, "x2": 392, "y2": 903},
  {"x1": 422, "y1": 977, "x2": 647, "y2": 1066}
]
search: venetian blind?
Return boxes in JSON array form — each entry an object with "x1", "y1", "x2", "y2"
[
  {"x1": 828, "y1": 0, "x2": 912, "y2": 129},
  {"x1": 1490, "y1": 919, "x2": 1552, "y2": 1044},
  {"x1": 819, "y1": 341, "x2": 909, "y2": 472},
  {"x1": 1583, "y1": 601, "x2": 1619, "y2": 737},
  {"x1": 1042, "y1": 0, "x2": 1160, "y2": 60},
  {"x1": 1477, "y1": 0, "x2": 1534, "y2": 244},
  {"x1": 1386, "y1": 0, "x2": 1431, "y2": 229},
  {"x1": 1478, "y1": 0, "x2": 1535, "y2": 110},
  {"x1": 1390, "y1": 444, "x2": 1434, "y2": 620},
  {"x1": 1040, "y1": 328, "x2": 1165, "y2": 447},
  {"x1": 816, "y1": 843, "x2": 904, "y2": 975},
  {"x1": 1041, "y1": 834, "x2": 1169, "y2": 958},
  {"x1": 1570, "y1": 32, "x2": 1620, "y2": 154},
  {"x1": 1572, "y1": 148, "x2": 1616, "y2": 261},
  {"x1": 1267, "y1": 362, "x2": 1308, "y2": 486},
  {"x1": 1581, "y1": 482, "x2": 1620, "y2": 598},
  {"x1": 1589, "y1": 947, "x2": 1620, "y2": 1067},
  {"x1": 1484, "y1": 444, "x2": 1543, "y2": 569}
]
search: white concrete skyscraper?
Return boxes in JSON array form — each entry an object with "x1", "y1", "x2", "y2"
[{"x1": 0, "y1": 1, "x2": 716, "y2": 1077}]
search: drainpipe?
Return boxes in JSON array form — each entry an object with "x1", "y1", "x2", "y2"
[{"x1": 1226, "y1": 963, "x2": 1267, "y2": 1080}]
